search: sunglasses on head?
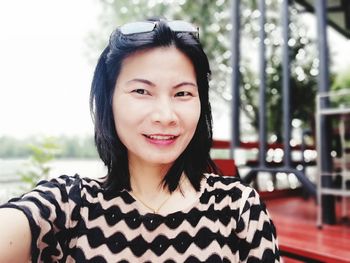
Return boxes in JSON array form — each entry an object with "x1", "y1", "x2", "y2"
[{"x1": 119, "y1": 20, "x2": 199, "y2": 39}]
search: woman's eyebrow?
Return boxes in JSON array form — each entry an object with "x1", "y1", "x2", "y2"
[
  {"x1": 126, "y1": 79, "x2": 197, "y2": 88},
  {"x1": 173, "y1": 82, "x2": 197, "y2": 89},
  {"x1": 126, "y1": 78, "x2": 155, "y2": 86}
]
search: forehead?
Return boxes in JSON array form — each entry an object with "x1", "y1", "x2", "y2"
[{"x1": 117, "y1": 46, "x2": 196, "y2": 83}]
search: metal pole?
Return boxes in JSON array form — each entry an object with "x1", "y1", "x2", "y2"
[
  {"x1": 258, "y1": 0, "x2": 267, "y2": 167},
  {"x1": 315, "y1": 0, "x2": 335, "y2": 224},
  {"x1": 282, "y1": 0, "x2": 292, "y2": 167},
  {"x1": 230, "y1": 0, "x2": 241, "y2": 158}
]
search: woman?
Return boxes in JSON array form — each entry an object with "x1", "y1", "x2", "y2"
[{"x1": 0, "y1": 18, "x2": 280, "y2": 262}]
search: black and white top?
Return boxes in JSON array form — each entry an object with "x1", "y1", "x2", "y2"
[{"x1": 1, "y1": 173, "x2": 280, "y2": 262}]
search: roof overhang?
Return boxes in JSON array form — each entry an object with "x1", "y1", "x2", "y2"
[{"x1": 295, "y1": 0, "x2": 350, "y2": 38}]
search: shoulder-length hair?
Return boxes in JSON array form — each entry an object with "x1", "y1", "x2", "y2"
[{"x1": 90, "y1": 18, "x2": 219, "y2": 193}]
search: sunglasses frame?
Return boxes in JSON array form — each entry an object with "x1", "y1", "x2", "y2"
[{"x1": 119, "y1": 20, "x2": 199, "y2": 39}]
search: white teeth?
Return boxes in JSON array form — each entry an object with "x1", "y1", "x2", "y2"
[{"x1": 147, "y1": 135, "x2": 176, "y2": 140}]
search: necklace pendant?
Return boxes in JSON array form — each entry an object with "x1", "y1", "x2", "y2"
[{"x1": 131, "y1": 191, "x2": 172, "y2": 214}]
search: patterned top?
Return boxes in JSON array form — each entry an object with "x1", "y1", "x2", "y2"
[{"x1": 1, "y1": 174, "x2": 280, "y2": 262}]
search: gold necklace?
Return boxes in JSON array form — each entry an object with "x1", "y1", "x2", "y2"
[{"x1": 131, "y1": 191, "x2": 172, "y2": 214}]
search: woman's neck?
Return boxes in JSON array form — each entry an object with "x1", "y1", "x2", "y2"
[
  {"x1": 129, "y1": 160, "x2": 172, "y2": 198},
  {"x1": 127, "y1": 158, "x2": 200, "y2": 215}
]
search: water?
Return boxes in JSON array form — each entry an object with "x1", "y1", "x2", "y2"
[{"x1": 0, "y1": 158, "x2": 107, "y2": 203}]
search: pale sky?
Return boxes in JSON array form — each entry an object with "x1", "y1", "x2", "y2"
[
  {"x1": 0, "y1": 0, "x2": 100, "y2": 138},
  {"x1": 0, "y1": 1, "x2": 349, "y2": 139}
]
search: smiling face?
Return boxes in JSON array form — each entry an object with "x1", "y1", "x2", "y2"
[{"x1": 112, "y1": 47, "x2": 201, "y2": 170}]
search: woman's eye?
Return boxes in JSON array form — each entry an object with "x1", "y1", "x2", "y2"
[
  {"x1": 175, "y1": 91, "x2": 192, "y2": 97},
  {"x1": 132, "y1": 89, "x2": 149, "y2": 95}
]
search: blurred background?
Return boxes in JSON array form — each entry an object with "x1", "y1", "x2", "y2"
[
  {"x1": 1, "y1": 0, "x2": 350, "y2": 261},
  {"x1": 1, "y1": 0, "x2": 349, "y2": 197},
  {"x1": 0, "y1": 0, "x2": 350, "y2": 196},
  {"x1": 0, "y1": 0, "x2": 349, "y2": 194}
]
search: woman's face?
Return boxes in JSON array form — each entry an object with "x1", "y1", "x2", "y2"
[{"x1": 112, "y1": 47, "x2": 201, "y2": 169}]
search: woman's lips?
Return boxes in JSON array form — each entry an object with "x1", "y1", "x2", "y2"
[{"x1": 143, "y1": 134, "x2": 178, "y2": 145}]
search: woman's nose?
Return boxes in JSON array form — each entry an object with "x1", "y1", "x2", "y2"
[{"x1": 151, "y1": 98, "x2": 178, "y2": 126}]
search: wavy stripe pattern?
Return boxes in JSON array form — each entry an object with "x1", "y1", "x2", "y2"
[{"x1": 1, "y1": 174, "x2": 280, "y2": 262}]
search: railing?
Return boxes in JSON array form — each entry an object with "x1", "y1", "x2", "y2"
[{"x1": 316, "y1": 89, "x2": 350, "y2": 227}]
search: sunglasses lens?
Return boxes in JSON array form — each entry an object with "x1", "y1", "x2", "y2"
[
  {"x1": 119, "y1": 20, "x2": 199, "y2": 39},
  {"x1": 168, "y1": 20, "x2": 198, "y2": 33},
  {"x1": 120, "y1": 22, "x2": 156, "y2": 35}
]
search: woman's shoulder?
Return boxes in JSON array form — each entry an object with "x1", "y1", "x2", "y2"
[
  {"x1": 202, "y1": 173, "x2": 258, "y2": 204},
  {"x1": 37, "y1": 174, "x2": 104, "y2": 189},
  {"x1": 28, "y1": 174, "x2": 106, "y2": 201},
  {"x1": 203, "y1": 173, "x2": 251, "y2": 192}
]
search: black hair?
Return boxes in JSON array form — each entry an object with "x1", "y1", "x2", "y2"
[{"x1": 90, "y1": 18, "x2": 219, "y2": 193}]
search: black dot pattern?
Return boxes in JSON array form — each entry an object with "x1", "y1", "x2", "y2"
[{"x1": 1, "y1": 174, "x2": 280, "y2": 262}]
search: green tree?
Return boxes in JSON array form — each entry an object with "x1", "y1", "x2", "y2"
[
  {"x1": 331, "y1": 69, "x2": 350, "y2": 108},
  {"x1": 0, "y1": 135, "x2": 97, "y2": 159},
  {"x1": 18, "y1": 137, "x2": 61, "y2": 190},
  {"x1": 332, "y1": 70, "x2": 350, "y2": 91},
  {"x1": 57, "y1": 135, "x2": 98, "y2": 158},
  {"x1": 0, "y1": 136, "x2": 31, "y2": 158},
  {"x1": 239, "y1": 2, "x2": 320, "y2": 141}
]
